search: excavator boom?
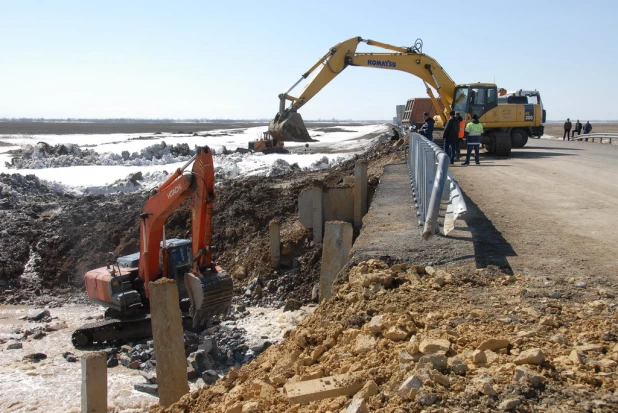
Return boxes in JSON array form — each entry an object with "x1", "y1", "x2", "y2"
[{"x1": 268, "y1": 37, "x2": 458, "y2": 142}]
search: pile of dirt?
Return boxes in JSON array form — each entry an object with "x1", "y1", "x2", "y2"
[{"x1": 152, "y1": 260, "x2": 618, "y2": 413}]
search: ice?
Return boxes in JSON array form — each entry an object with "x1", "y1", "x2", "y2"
[
  {"x1": 0, "y1": 124, "x2": 388, "y2": 195},
  {"x1": 0, "y1": 304, "x2": 157, "y2": 412}
]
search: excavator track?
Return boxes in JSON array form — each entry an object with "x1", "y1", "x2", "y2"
[{"x1": 71, "y1": 314, "x2": 196, "y2": 347}]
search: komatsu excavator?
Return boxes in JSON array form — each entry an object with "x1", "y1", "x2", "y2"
[
  {"x1": 269, "y1": 37, "x2": 546, "y2": 156},
  {"x1": 72, "y1": 146, "x2": 233, "y2": 346}
]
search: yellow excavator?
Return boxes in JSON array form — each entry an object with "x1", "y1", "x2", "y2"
[{"x1": 269, "y1": 37, "x2": 546, "y2": 156}]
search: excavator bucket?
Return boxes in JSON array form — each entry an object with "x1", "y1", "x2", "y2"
[
  {"x1": 185, "y1": 267, "x2": 234, "y2": 327},
  {"x1": 268, "y1": 111, "x2": 314, "y2": 142}
]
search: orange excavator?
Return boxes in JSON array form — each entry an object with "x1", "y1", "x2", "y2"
[{"x1": 72, "y1": 146, "x2": 233, "y2": 346}]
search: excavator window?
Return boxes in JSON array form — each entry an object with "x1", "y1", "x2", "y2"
[{"x1": 452, "y1": 88, "x2": 469, "y2": 114}]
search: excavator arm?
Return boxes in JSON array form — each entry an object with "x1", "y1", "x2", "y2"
[
  {"x1": 139, "y1": 146, "x2": 232, "y2": 325},
  {"x1": 269, "y1": 37, "x2": 458, "y2": 142}
]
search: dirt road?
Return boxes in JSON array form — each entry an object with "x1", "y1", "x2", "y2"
[{"x1": 451, "y1": 138, "x2": 618, "y2": 302}]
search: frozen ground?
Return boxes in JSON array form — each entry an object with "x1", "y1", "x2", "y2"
[
  {"x1": 0, "y1": 124, "x2": 387, "y2": 195},
  {"x1": 0, "y1": 303, "x2": 314, "y2": 412}
]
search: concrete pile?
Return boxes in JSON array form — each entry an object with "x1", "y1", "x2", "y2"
[{"x1": 151, "y1": 260, "x2": 618, "y2": 412}]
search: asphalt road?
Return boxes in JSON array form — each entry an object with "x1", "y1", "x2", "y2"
[{"x1": 451, "y1": 138, "x2": 618, "y2": 301}]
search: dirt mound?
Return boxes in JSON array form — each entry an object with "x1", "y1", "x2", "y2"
[{"x1": 153, "y1": 260, "x2": 618, "y2": 413}]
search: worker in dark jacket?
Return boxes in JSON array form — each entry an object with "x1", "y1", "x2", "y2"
[
  {"x1": 563, "y1": 118, "x2": 572, "y2": 141},
  {"x1": 419, "y1": 112, "x2": 435, "y2": 141},
  {"x1": 456, "y1": 112, "x2": 465, "y2": 161},
  {"x1": 572, "y1": 120, "x2": 582, "y2": 138},
  {"x1": 583, "y1": 121, "x2": 592, "y2": 141},
  {"x1": 390, "y1": 127, "x2": 401, "y2": 141},
  {"x1": 442, "y1": 111, "x2": 460, "y2": 165},
  {"x1": 462, "y1": 114, "x2": 483, "y2": 165}
]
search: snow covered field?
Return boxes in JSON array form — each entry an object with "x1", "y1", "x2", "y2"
[{"x1": 0, "y1": 124, "x2": 387, "y2": 195}]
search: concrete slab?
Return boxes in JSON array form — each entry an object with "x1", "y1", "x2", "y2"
[
  {"x1": 320, "y1": 221, "x2": 353, "y2": 300},
  {"x1": 284, "y1": 373, "x2": 364, "y2": 405},
  {"x1": 349, "y1": 162, "x2": 474, "y2": 267}
]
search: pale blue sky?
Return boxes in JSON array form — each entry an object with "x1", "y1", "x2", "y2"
[{"x1": 1, "y1": 0, "x2": 616, "y2": 121}]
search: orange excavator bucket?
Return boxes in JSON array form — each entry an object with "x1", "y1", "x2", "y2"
[{"x1": 268, "y1": 111, "x2": 314, "y2": 142}]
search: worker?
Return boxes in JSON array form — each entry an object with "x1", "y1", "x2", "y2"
[
  {"x1": 391, "y1": 127, "x2": 401, "y2": 141},
  {"x1": 462, "y1": 114, "x2": 483, "y2": 166},
  {"x1": 573, "y1": 120, "x2": 582, "y2": 138},
  {"x1": 419, "y1": 112, "x2": 435, "y2": 141},
  {"x1": 583, "y1": 121, "x2": 592, "y2": 141},
  {"x1": 455, "y1": 111, "x2": 465, "y2": 161},
  {"x1": 442, "y1": 110, "x2": 460, "y2": 165},
  {"x1": 563, "y1": 118, "x2": 572, "y2": 141}
]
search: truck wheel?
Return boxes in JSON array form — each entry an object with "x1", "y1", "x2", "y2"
[{"x1": 511, "y1": 129, "x2": 529, "y2": 148}]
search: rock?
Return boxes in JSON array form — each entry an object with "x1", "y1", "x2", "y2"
[
  {"x1": 187, "y1": 367, "x2": 198, "y2": 380},
  {"x1": 569, "y1": 350, "x2": 584, "y2": 365},
  {"x1": 499, "y1": 398, "x2": 521, "y2": 411},
  {"x1": 577, "y1": 343, "x2": 604, "y2": 353},
  {"x1": 140, "y1": 369, "x2": 157, "y2": 384},
  {"x1": 477, "y1": 381, "x2": 498, "y2": 396},
  {"x1": 425, "y1": 266, "x2": 436, "y2": 276},
  {"x1": 7, "y1": 342, "x2": 23, "y2": 350},
  {"x1": 513, "y1": 366, "x2": 545, "y2": 387},
  {"x1": 198, "y1": 337, "x2": 214, "y2": 353},
  {"x1": 478, "y1": 338, "x2": 509, "y2": 351},
  {"x1": 353, "y1": 334, "x2": 376, "y2": 355},
  {"x1": 46, "y1": 321, "x2": 68, "y2": 331},
  {"x1": 346, "y1": 398, "x2": 368, "y2": 413},
  {"x1": 398, "y1": 375, "x2": 422, "y2": 400},
  {"x1": 283, "y1": 299, "x2": 302, "y2": 312},
  {"x1": 419, "y1": 338, "x2": 451, "y2": 355},
  {"x1": 128, "y1": 360, "x2": 140, "y2": 369},
  {"x1": 384, "y1": 326, "x2": 408, "y2": 341},
  {"x1": 23, "y1": 353, "x2": 47, "y2": 362},
  {"x1": 241, "y1": 402, "x2": 259, "y2": 413},
  {"x1": 28, "y1": 309, "x2": 50, "y2": 321},
  {"x1": 188, "y1": 350, "x2": 213, "y2": 374},
  {"x1": 353, "y1": 380, "x2": 379, "y2": 401},
  {"x1": 416, "y1": 391, "x2": 438, "y2": 406},
  {"x1": 311, "y1": 283, "x2": 320, "y2": 302},
  {"x1": 202, "y1": 370, "x2": 218, "y2": 385},
  {"x1": 399, "y1": 350, "x2": 415, "y2": 365},
  {"x1": 367, "y1": 315, "x2": 386, "y2": 334},
  {"x1": 448, "y1": 357, "x2": 468, "y2": 375},
  {"x1": 107, "y1": 356, "x2": 119, "y2": 368},
  {"x1": 550, "y1": 334, "x2": 565, "y2": 345},
  {"x1": 32, "y1": 331, "x2": 46, "y2": 340},
  {"x1": 232, "y1": 266, "x2": 247, "y2": 280},
  {"x1": 134, "y1": 383, "x2": 158, "y2": 395},
  {"x1": 418, "y1": 353, "x2": 447, "y2": 371},
  {"x1": 472, "y1": 350, "x2": 487, "y2": 364},
  {"x1": 539, "y1": 316, "x2": 556, "y2": 327},
  {"x1": 311, "y1": 345, "x2": 327, "y2": 361},
  {"x1": 513, "y1": 348, "x2": 544, "y2": 365}
]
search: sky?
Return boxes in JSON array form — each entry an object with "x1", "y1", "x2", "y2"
[{"x1": 1, "y1": 0, "x2": 617, "y2": 121}]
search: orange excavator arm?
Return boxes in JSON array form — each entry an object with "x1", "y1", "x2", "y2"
[{"x1": 138, "y1": 146, "x2": 216, "y2": 297}]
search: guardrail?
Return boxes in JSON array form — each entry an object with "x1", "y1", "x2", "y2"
[
  {"x1": 571, "y1": 133, "x2": 618, "y2": 144},
  {"x1": 406, "y1": 132, "x2": 467, "y2": 239}
]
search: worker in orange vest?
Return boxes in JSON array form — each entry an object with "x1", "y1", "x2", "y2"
[{"x1": 455, "y1": 112, "x2": 465, "y2": 161}]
